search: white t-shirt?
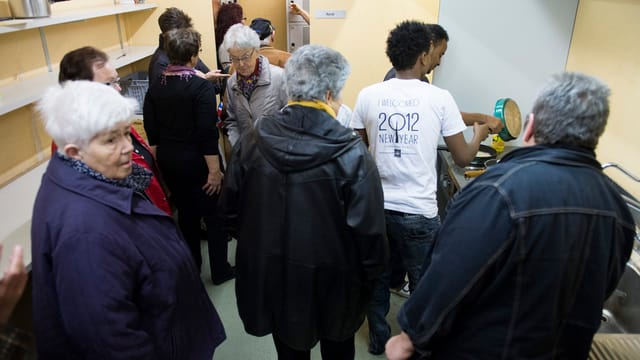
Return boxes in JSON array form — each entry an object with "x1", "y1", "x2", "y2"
[
  {"x1": 351, "y1": 78, "x2": 466, "y2": 217},
  {"x1": 336, "y1": 104, "x2": 352, "y2": 128}
]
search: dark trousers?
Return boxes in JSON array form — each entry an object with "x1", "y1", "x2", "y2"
[
  {"x1": 367, "y1": 211, "x2": 440, "y2": 352},
  {"x1": 176, "y1": 203, "x2": 231, "y2": 280},
  {"x1": 389, "y1": 243, "x2": 407, "y2": 289},
  {"x1": 157, "y1": 146, "x2": 232, "y2": 280},
  {"x1": 272, "y1": 335, "x2": 355, "y2": 360}
]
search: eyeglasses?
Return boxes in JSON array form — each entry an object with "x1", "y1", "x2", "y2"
[
  {"x1": 104, "y1": 77, "x2": 121, "y2": 88},
  {"x1": 229, "y1": 49, "x2": 255, "y2": 64}
]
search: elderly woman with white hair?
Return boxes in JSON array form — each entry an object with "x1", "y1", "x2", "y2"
[
  {"x1": 221, "y1": 23, "x2": 288, "y2": 145},
  {"x1": 219, "y1": 45, "x2": 388, "y2": 359},
  {"x1": 31, "y1": 81, "x2": 226, "y2": 359}
]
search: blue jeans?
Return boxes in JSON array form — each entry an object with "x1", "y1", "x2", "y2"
[{"x1": 366, "y1": 210, "x2": 440, "y2": 353}]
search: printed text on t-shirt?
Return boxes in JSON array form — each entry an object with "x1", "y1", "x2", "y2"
[{"x1": 378, "y1": 112, "x2": 420, "y2": 144}]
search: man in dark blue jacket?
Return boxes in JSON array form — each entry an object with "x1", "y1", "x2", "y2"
[{"x1": 386, "y1": 72, "x2": 636, "y2": 359}]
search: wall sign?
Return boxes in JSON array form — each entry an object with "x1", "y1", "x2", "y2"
[{"x1": 315, "y1": 10, "x2": 346, "y2": 19}]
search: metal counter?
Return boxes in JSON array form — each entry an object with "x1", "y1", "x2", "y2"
[{"x1": 438, "y1": 145, "x2": 520, "y2": 191}]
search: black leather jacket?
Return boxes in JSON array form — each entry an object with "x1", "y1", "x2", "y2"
[{"x1": 219, "y1": 104, "x2": 389, "y2": 349}]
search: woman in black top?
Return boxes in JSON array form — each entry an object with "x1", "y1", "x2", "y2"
[{"x1": 144, "y1": 27, "x2": 234, "y2": 285}]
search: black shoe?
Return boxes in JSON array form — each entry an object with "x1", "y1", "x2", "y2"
[
  {"x1": 368, "y1": 331, "x2": 388, "y2": 355},
  {"x1": 212, "y1": 267, "x2": 236, "y2": 285},
  {"x1": 368, "y1": 344, "x2": 385, "y2": 356}
]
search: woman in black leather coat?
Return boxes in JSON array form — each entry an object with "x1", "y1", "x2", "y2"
[{"x1": 219, "y1": 44, "x2": 389, "y2": 359}]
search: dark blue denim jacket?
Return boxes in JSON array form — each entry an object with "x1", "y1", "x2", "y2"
[{"x1": 397, "y1": 145, "x2": 636, "y2": 359}]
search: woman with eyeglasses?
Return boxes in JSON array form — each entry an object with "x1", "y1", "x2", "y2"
[
  {"x1": 143, "y1": 28, "x2": 235, "y2": 285},
  {"x1": 221, "y1": 23, "x2": 288, "y2": 146},
  {"x1": 57, "y1": 46, "x2": 172, "y2": 216}
]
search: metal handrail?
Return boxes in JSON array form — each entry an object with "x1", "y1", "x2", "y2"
[
  {"x1": 602, "y1": 163, "x2": 640, "y2": 249},
  {"x1": 602, "y1": 162, "x2": 640, "y2": 182}
]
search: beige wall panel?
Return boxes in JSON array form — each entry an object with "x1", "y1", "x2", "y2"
[
  {"x1": 0, "y1": 30, "x2": 47, "y2": 82},
  {"x1": 45, "y1": 17, "x2": 121, "y2": 64},
  {"x1": 124, "y1": 7, "x2": 164, "y2": 47},
  {"x1": 567, "y1": 0, "x2": 640, "y2": 197},
  {"x1": 0, "y1": 0, "x2": 10, "y2": 18},
  {"x1": 182, "y1": 1, "x2": 216, "y2": 70},
  {"x1": 120, "y1": 58, "x2": 151, "y2": 76},
  {"x1": 237, "y1": 0, "x2": 288, "y2": 53},
  {"x1": 0, "y1": 107, "x2": 38, "y2": 173},
  {"x1": 33, "y1": 111, "x2": 51, "y2": 153},
  {"x1": 310, "y1": 0, "x2": 440, "y2": 107}
]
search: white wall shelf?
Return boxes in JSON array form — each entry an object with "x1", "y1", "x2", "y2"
[
  {"x1": 109, "y1": 45, "x2": 156, "y2": 69},
  {"x1": 0, "y1": 3, "x2": 157, "y2": 115},
  {"x1": 0, "y1": 45, "x2": 156, "y2": 116},
  {"x1": 0, "y1": 3, "x2": 157, "y2": 35}
]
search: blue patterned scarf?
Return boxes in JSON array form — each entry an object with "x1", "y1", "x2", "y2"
[{"x1": 57, "y1": 152, "x2": 151, "y2": 194}]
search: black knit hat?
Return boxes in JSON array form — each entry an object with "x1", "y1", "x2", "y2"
[{"x1": 250, "y1": 18, "x2": 274, "y2": 40}]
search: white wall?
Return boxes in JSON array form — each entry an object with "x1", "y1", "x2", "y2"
[{"x1": 434, "y1": 0, "x2": 579, "y2": 143}]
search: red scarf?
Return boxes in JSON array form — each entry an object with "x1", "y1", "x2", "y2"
[{"x1": 161, "y1": 65, "x2": 197, "y2": 84}]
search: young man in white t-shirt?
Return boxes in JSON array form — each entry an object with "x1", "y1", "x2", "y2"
[{"x1": 350, "y1": 21, "x2": 489, "y2": 355}]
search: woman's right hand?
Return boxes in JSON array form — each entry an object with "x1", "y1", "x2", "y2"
[{"x1": 202, "y1": 170, "x2": 223, "y2": 196}]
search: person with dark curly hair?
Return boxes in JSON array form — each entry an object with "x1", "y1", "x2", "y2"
[
  {"x1": 215, "y1": 2, "x2": 245, "y2": 71},
  {"x1": 382, "y1": 23, "x2": 503, "y2": 301},
  {"x1": 351, "y1": 20, "x2": 489, "y2": 355},
  {"x1": 383, "y1": 24, "x2": 503, "y2": 134}
]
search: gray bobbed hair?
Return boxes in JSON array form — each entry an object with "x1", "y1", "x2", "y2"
[{"x1": 284, "y1": 44, "x2": 350, "y2": 102}]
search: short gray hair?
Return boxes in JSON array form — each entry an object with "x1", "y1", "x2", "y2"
[
  {"x1": 532, "y1": 72, "x2": 610, "y2": 149},
  {"x1": 221, "y1": 23, "x2": 260, "y2": 51},
  {"x1": 284, "y1": 45, "x2": 350, "y2": 101},
  {"x1": 38, "y1": 81, "x2": 137, "y2": 149}
]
